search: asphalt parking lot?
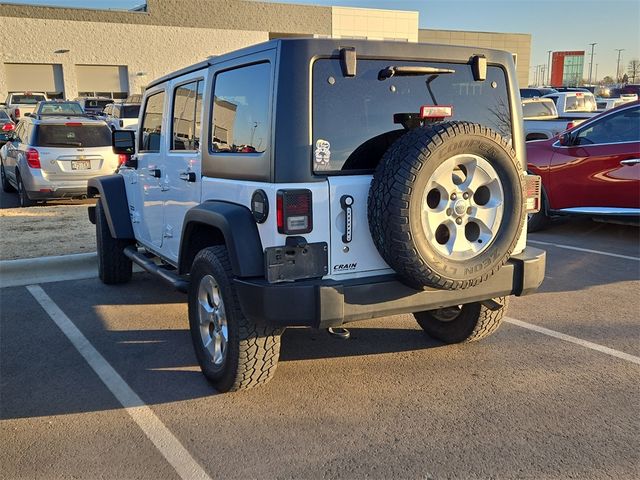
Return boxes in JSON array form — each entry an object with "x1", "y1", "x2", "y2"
[{"x1": 1, "y1": 219, "x2": 639, "y2": 479}]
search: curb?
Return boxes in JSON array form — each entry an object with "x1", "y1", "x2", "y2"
[{"x1": 0, "y1": 253, "x2": 99, "y2": 288}]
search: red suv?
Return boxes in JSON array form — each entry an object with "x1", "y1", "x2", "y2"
[{"x1": 526, "y1": 101, "x2": 640, "y2": 231}]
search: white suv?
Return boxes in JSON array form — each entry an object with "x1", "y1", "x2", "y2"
[{"x1": 88, "y1": 39, "x2": 546, "y2": 393}]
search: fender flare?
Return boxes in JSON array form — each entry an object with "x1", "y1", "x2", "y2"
[
  {"x1": 87, "y1": 175, "x2": 134, "y2": 239},
  {"x1": 179, "y1": 202, "x2": 264, "y2": 278}
]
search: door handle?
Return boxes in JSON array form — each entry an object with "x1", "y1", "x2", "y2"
[
  {"x1": 148, "y1": 168, "x2": 162, "y2": 178},
  {"x1": 179, "y1": 171, "x2": 197, "y2": 182},
  {"x1": 620, "y1": 158, "x2": 640, "y2": 166}
]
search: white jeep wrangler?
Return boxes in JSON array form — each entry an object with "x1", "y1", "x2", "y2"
[{"x1": 88, "y1": 39, "x2": 545, "y2": 392}]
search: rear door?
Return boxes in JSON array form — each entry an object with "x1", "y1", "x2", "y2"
[
  {"x1": 162, "y1": 75, "x2": 205, "y2": 261},
  {"x1": 136, "y1": 88, "x2": 167, "y2": 249},
  {"x1": 33, "y1": 122, "x2": 116, "y2": 181},
  {"x1": 312, "y1": 58, "x2": 515, "y2": 279},
  {"x1": 549, "y1": 104, "x2": 640, "y2": 208}
]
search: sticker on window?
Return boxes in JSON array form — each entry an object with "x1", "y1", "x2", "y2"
[{"x1": 314, "y1": 139, "x2": 331, "y2": 167}]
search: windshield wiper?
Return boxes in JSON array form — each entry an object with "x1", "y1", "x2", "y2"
[{"x1": 378, "y1": 66, "x2": 455, "y2": 80}]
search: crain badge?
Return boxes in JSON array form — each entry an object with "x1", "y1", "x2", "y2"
[
  {"x1": 333, "y1": 263, "x2": 357, "y2": 272},
  {"x1": 314, "y1": 139, "x2": 331, "y2": 166}
]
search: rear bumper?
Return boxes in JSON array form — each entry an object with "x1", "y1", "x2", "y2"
[
  {"x1": 235, "y1": 246, "x2": 546, "y2": 328},
  {"x1": 23, "y1": 172, "x2": 91, "y2": 199}
]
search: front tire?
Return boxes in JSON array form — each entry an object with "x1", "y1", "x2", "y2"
[
  {"x1": 188, "y1": 246, "x2": 283, "y2": 392},
  {"x1": 414, "y1": 296, "x2": 509, "y2": 343},
  {"x1": 96, "y1": 200, "x2": 133, "y2": 284}
]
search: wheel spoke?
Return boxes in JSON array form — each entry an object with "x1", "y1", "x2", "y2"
[
  {"x1": 464, "y1": 162, "x2": 493, "y2": 193},
  {"x1": 212, "y1": 332, "x2": 224, "y2": 365},
  {"x1": 471, "y1": 206, "x2": 498, "y2": 232},
  {"x1": 422, "y1": 206, "x2": 449, "y2": 232},
  {"x1": 446, "y1": 224, "x2": 469, "y2": 255}
]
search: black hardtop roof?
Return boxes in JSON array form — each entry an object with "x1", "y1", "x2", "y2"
[{"x1": 146, "y1": 37, "x2": 515, "y2": 90}]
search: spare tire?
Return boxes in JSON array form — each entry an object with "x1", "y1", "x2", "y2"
[{"x1": 368, "y1": 121, "x2": 525, "y2": 290}]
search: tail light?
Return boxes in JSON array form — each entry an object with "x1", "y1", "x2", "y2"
[
  {"x1": 65, "y1": 122, "x2": 83, "y2": 127},
  {"x1": 1, "y1": 123, "x2": 14, "y2": 132},
  {"x1": 26, "y1": 148, "x2": 41, "y2": 169},
  {"x1": 276, "y1": 189, "x2": 312, "y2": 234},
  {"x1": 566, "y1": 122, "x2": 575, "y2": 130},
  {"x1": 525, "y1": 174, "x2": 542, "y2": 213},
  {"x1": 14, "y1": 108, "x2": 20, "y2": 119},
  {"x1": 118, "y1": 154, "x2": 129, "y2": 165}
]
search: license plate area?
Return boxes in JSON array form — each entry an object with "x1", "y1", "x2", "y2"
[
  {"x1": 265, "y1": 241, "x2": 328, "y2": 283},
  {"x1": 71, "y1": 160, "x2": 91, "y2": 170}
]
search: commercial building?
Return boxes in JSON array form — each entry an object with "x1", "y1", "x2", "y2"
[
  {"x1": 550, "y1": 51, "x2": 585, "y2": 87},
  {"x1": 0, "y1": 0, "x2": 531, "y2": 100}
]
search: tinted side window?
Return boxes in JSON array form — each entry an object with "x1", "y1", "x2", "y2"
[
  {"x1": 210, "y1": 63, "x2": 270, "y2": 154},
  {"x1": 140, "y1": 91, "x2": 165, "y2": 152},
  {"x1": 171, "y1": 80, "x2": 203, "y2": 151},
  {"x1": 576, "y1": 106, "x2": 640, "y2": 145}
]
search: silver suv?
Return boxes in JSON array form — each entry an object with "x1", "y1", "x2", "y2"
[{"x1": 0, "y1": 114, "x2": 123, "y2": 206}]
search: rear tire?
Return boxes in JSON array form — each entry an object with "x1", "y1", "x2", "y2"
[
  {"x1": 188, "y1": 246, "x2": 283, "y2": 392},
  {"x1": 96, "y1": 200, "x2": 133, "y2": 284},
  {"x1": 16, "y1": 172, "x2": 35, "y2": 207},
  {"x1": 414, "y1": 296, "x2": 509, "y2": 343},
  {"x1": 1, "y1": 162, "x2": 15, "y2": 193}
]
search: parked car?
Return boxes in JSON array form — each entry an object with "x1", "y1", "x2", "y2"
[
  {"x1": 522, "y1": 97, "x2": 587, "y2": 141},
  {"x1": 74, "y1": 97, "x2": 114, "y2": 115},
  {"x1": 87, "y1": 38, "x2": 545, "y2": 393},
  {"x1": 3, "y1": 92, "x2": 48, "y2": 122},
  {"x1": 102, "y1": 102, "x2": 141, "y2": 130},
  {"x1": 0, "y1": 108, "x2": 16, "y2": 147},
  {"x1": 520, "y1": 87, "x2": 557, "y2": 98},
  {"x1": 553, "y1": 87, "x2": 592, "y2": 93},
  {"x1": 621, "y1": 84, "x2": 640, "y2": 97},
  {"x1": 32, "y1": 100, "x2": 85, "y2": 116},
  {"x1": 0, "y1": 115, "x2": 126, "y2": 207},
  {"x1": 527, "y1": 102, "x2": 640, "y2": 231}
]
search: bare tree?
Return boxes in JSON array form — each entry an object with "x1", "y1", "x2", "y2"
[{"x1": 628, "y1": 59, "x2": 640, "y2": 83}]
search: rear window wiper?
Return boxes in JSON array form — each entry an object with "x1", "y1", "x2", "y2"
[{"x1": 378, "y1": 66, "x2": 455, "y2": 80}]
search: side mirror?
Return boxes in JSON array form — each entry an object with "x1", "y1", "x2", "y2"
[
  {"x1": 112, "y1": 129, "x2": 135, "y2": 155},
  {"x1": 558, "y1": 132, "x2": 573, "y2": 146}
]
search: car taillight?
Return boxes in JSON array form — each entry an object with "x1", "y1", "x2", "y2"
[
  {"x1": 525, "y1": 174, "x2": 542, "y2": 213},
  {"x1": 14, "y1": 108, "x2": 20, "y2": 119},
  {"x1": 65, "y1": 122, "x2": 82, "y2": 127},
  {"x1": 1, "y1": 123, "x2": 14, "y2": 132},
  {"x1": 276, "y1": 189, "x2": 312, "y2": 234},
  {"x1": 26, "y1": 148, "x2": 41, "y2": 169},
  {"x1": 118, "y1": 154, "x2": 129, "y2": 165},
  {"x1": 566, "y1": 122, "x2": 575, "y2": 130}
]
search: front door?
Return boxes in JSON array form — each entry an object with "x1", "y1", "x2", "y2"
[
  {"x1": 549, "y1": 104, "x2": 640, "y2": 209},
  {"x1": 163, "y1": 77, "x2": 205, "y2": 261},
  {"x1": 136, "y1": 88, "x2": 167, "y2": 249}
]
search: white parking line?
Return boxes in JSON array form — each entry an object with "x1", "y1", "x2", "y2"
[
  {"x1": 528, "y1": 239, "x2": 640, "y2": 261},
  {"x1": 506, "y1": 317, "x2": 640, "y2": 366},
  {"x1": 26, "y1": 285, "x2": 212, "y2": 480}
]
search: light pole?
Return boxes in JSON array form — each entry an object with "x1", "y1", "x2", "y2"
[
  {"x1": 588, "y1": 43, "x2": 597, "y2": 85},
  {"x1": 547, "y1": 50, "x2": 552, "y2": 85},
  {"x1": 615, "y1": 49, "x2": 625, "y2": 83}
]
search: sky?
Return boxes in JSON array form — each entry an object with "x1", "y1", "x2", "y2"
[{"x1": 3, "y1": 0, "x2": 639, "y2": 84}]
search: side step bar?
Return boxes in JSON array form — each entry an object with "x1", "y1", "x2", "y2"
[{"x1": 123, "y1": 246, "x2": 189, "y2": 293}]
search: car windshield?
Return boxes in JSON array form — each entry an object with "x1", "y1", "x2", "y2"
[
  {"x1": 34, "y1": 124, "x2": 112, "y2": 147},
  {"x1": 10, "y1": 94, "x2": 46, "y2": 104},
  {"x1": 313, "y1": 59, "x2": 511, "y2": 173},
  {"x1": 121, "y1": 105, "x2": 140, "y2": 118},
  {"x1": 522, "y1": 100, "x2": 557, "y2": 119},
  {"x1": 38, "y1": 103, "x2": 84, "y2": 115}
]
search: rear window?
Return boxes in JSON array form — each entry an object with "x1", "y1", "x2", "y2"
[
  {"x1": 38, "y1": 103, "x2": 84, "y2": 115},
  {"x1": 86, "y1": 100, "x2": 112, "y2": 110},
  {"x1": 34, "y1": 124, "x2": 112, "y2": 147},
  {"x1": 312, "y1": 59, "x2": 512, "y2": 173},
  {"x1": 564, "y1": 93, "x2": 597, "y2": 112},
  {"x1": 121, "y1": 105, "x2": 140, "y2": 118},
  {"x1": 522, "y1": 100, "x2": 557, "y2": 119},
  {"x1": 0, "y1": 110, "x2": 10, "y2": 121},
  {"x1": 10, "y1": 95, "x2": 46, "y2": 104}
]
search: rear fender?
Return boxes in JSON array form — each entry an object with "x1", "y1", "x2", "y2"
[{"x1": 179, "y1": 202, "x2": 264, "y2": 278}]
